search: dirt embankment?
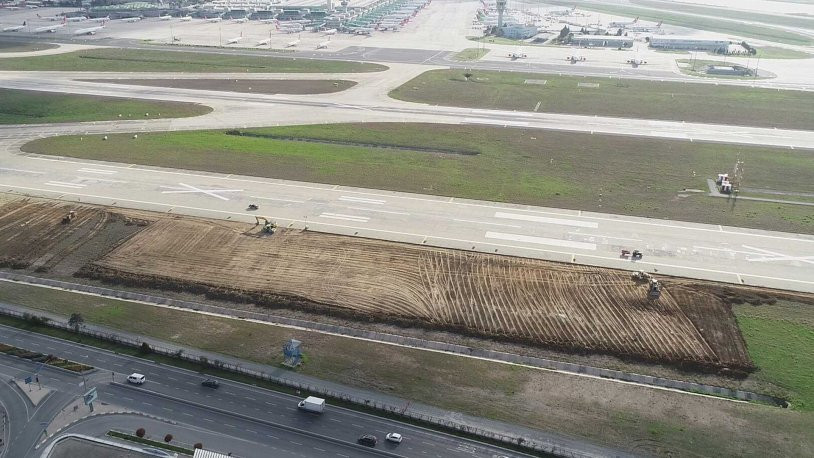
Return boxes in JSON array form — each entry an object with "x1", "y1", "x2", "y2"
[{"x1": 79, "y1": 217, "x2": 754, "y2": 373}]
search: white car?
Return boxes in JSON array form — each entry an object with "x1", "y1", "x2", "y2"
[
  {"x1": 127, "y1": 373, "x2": 146, "y2": 385},
  {"x1": 385, "y1": 432, "x2": 402, "y2": 443}
]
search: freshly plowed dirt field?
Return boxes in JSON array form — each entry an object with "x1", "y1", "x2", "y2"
[
  {"x1": 0, "y1": 198, "x2": 142, "y2": 274},
  {"x1": 85, "y1": 217, "x2": 753, "y2": 371}
]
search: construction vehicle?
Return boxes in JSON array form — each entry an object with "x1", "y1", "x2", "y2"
[
  {"x1": 61, "y1": 211, "x2": 76, "y2": 224},
  {"x1": 255, "y1": 216, "x2": 277, "y2": 234},
  {"x1": 631, "y1": 271, "x2": 651, "y2": 283},
  {"x1": 248, "y1": 204, "x2": 259, "y2": 211},
  {"x1": 621, "y1": 249, "x2": 643, "y2": 260},
  {"x1": 648, "y1": 278, "x2": 662, "y2": 301}
]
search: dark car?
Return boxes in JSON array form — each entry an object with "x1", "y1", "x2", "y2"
[
  {"x1": 357, "y1": 434, "x2": 377, "y2": 447},
  {"x1": 201, "y1": 379, "x2": 220, "y2": 388}
]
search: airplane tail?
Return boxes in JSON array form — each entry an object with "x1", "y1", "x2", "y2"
[{"x1": 633, "y1": 16, "x2": 639, "y2": 23}]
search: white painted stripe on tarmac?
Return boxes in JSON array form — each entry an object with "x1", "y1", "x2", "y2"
[
  {"x1": 346, "y1": 206, "x2": 409, "y2": 215},
  {"x1": 0, "y1": 167, "x2": 45, "y2": 174},
  {"x1": 319, "y1": 213, "x2": 369, "y2": 223},
  {"x1": 485, "y1": 232, "x2": 597, "y2": 250},
  {"x1": 495, "y1": 212, "x2": 598, "y2": 228},
  {"x1": 248, "y1": 195, "x2": 305, "y2": 204},
  {"x1": 453, "y1": 218, "x2": 520, "y2": 229},
  {"x1": 463, "y1": 118, "x2": 529, "y2": 127},
  {"x1": 77, "y1": 168, "x2": 117, "y2": 175},
  {"x1": 339, "y1": 195, "x2": 385, "y2": 205},
  {"x1": 45, "y1": 181, "x2": 85, "y2": 189}
]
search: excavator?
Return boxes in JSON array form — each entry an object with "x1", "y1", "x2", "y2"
[{"x1": 255, "y1": 216, "x2": 277, "y2": 234}]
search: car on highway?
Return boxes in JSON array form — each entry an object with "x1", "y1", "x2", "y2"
[
  {"x1": 201, "y1": 378, "x2": 220, "y2": 388},
  {"x1": 357, "y1": 434, "x2": 378, "y2": 447},
  {"x1": 127, "y1": 373, "x2": 146, "y2": 385},
  {"x1": 385, "y1": 432, "x2": 403, "y2": 443}
]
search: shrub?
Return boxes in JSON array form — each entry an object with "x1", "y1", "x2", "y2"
[
  {"x1": 164, "y1": 434, "x2": 173, "y2": 443},
  {"x1": 194, "y1": 443, "x2": 203, "y2": 449},
  {"x1": 139, "y1": 342, "x2": 152, "y2": 355},
  {"x1": 136, "y1": 428, "x2": 146, "y2": 438}
]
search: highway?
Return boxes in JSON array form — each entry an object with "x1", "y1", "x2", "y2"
[{"x1": 0, "y1": 325, "x2": 571, "y2": 458}]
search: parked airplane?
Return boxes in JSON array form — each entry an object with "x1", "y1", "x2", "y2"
[
  {"x1": 627, "y1": 20, "x2": 662, "y2": 32},
  {"x1": 180, "y1": 15, "x2": 193, "y2": 21},
  {"x1": 226, "y1": 32, "x2": 243, "y2": 44},
  {"x1": 34, "y1": 21, "x2": 64, "y2": 32},
  {"x1": 234, "y1": 17, "x2": 248, "y2": 23},
  {"x1": 566, "y1": 54, "x2": 586, "y2": 63},
  {"x1": 73, "y1": 24, "x2": 104, "y2": 35},
  {"x1": 322, "y1": 28, "x2": 337, "y2": 35},
  {"x1": 65, "y1": 16, "x2": 87, "y2": 22},
  {"x1": 158, "y1": 15, "x2": 173, "y2": 21},
  {"x1": 2, "y1": 25, "x2": 25, "y2": 32},
  {"x1": 285, "y1": 37, "x2": 300, "y2": 47},
  {"x1": 120, "y1": 16, "x2": 142, "y2": 23},
  {"x1": 317, "y1": 39, "x2": 330, "y2": 49},
  {"x1": 609, "y1": 16, "x2": 638, "y2": 28},
  {"x1": 626, "y1": 51, "x2": 647, "y2": 66},
  {"x1": 255, "y1": 37, "x2": 271, "y2": 46},
  {"x1": 205, "y1": 16, "x2": 222, "y2": 23},
  {"x1": 88, "y1": 16, "x2": 109, "y2": 23},
  {"x1": 354, "y1": 27, "x2": 373, "y2": 35},
  {"x1": 508, "y1": 48, "x2": 527, "y2": 60},
  {"x1": 36, "y1": 14, "x2": 60, "y2": 21}
]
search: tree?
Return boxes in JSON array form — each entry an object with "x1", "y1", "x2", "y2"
[
  {"x1": 194, "y1": 443, "x2": 203, "y2": 449},
  {"x1": 136, "y1": 428, "x2": 146, "y2": 438},
  {"x1": 139, "y1": 342, "x2": 152, "y2": 355},
  {"x1": 463, "y1": 71, "x2": 473, "y2": 81},
  {"x1": 164, "y1": 434, "x2": 173, "y2": 443},
  {"x1": 68, "y1": 313, "x2": 84, "y2": 332},
  {"x1": 558, "y1": 25, "x2": 570, "y2": 41}
]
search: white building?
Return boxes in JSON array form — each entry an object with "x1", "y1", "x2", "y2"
[
  {"x1": 570, "y1": 34, "x2": 633, "y2": 48},
  {"x1": 649, "y1": 36, "x2": 730, "y2": 53}
]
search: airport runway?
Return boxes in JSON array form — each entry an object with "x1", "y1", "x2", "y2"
[{"x1": 1, "y1": 129, "x2": 812, "y2": 293}]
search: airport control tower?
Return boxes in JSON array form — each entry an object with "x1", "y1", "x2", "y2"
[{"x1": 496, "y1": 0, "x2": 507, "y2": 27}]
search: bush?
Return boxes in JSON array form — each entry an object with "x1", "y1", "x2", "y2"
[
  {"x1": 164, "y1": 434, "x2": 173, "y2": 443},
  {"x1": 136, "y1": 428, "x2": 146, "y2": 438},
  {"x1": 194, "y1": 443, "x2": 203, "y2": 449},
  {"x1": 139, "y1": 342, "x2": 152, "y2": 355}
]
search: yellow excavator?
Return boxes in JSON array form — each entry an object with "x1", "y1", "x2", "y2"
[{"x1": 255, "y1": 216, "x2": 277, "y2": 234}]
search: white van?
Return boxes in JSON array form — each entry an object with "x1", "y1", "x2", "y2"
[{"x1": 127, "y1": 373, "x2": 146, "y2": 385}]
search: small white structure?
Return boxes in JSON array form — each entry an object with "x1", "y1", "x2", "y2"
[{"x1": 649, "y1": 36, "x2": 730, "y2": 53}]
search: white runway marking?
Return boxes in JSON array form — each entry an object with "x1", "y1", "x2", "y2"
[
  {"x1": 463, "y1": 118, "x2": 529, "y2": 127},
  {"x1": 742, "y1": 245, "x2": 814, "y2": 265},
  {"x1": 77, "y1": 177, "x2": 128, "y2": 184},
  {"x1": 248, "y1": 195, "x2": 305, "y2": 204},
  {"x1": 0, "y1": 167, "x2": 44, "y2": 174},
  {"x1": 339, "y1": 195, "x2": 386, "y2": 205},
  {"x1": 495, "y1": 212, "x2": 599, "y2": 228},
  {"x1": 346, "y1": 206, "x2": 409, "y2": 215},
  {"x1": 319, "y1": 213, "x2": 370, "y2": 223},
  {"x1": 569, "y1": 232, "x2": 642, "y2": 242},
  {"x1": 45, "y1": 181, "x2": 85, "y2": 189},
  {"x1": 160, "y1": 182, "x2": 243, "y2": 201},
  {"x1": 485, "y1": 232, "x2": 597, "y2": 250},
  {"x1": 453, "y1": 218, "x2": 521, "y2": 228},
  {"x1": 77, "y1": 168, "x2": 117, "y2": 175}
]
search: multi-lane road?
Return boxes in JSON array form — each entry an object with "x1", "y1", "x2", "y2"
[{"x1": 0, "y1": 324, "x2": 622, "y2": 458}]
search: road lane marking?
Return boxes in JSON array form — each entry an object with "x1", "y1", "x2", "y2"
[
  {"x1": 77, "y1": 168, "x2": 117, "y2": 175},
  {"x1": 453, "y1": 218, "x2": 520, "y2": 228},
  {"x1": 486, "y1": 232, "x2": 597, "y2": 250},
  {"x1": 290, "y1": 441, "x2": 303, "y2": 446},
  {"x1": 742, "y1": 244, "x2": 814, "y2": 264},
  {"x1": 346, "y1": 206, "x2": 409, "y2": 215},
  {"x1": 0, "y1": 167, "x2": 44, "y2": 174},
  {"x1": 463, "y1": 118, "x2": 529, "y2": 127},
  {"x1": 318, "y1": 213, "x2": 369, "y2": 223},
  {"x1": 77, "y1": 176, "x2": 129, "y2": 184},
  {"x1": 495, "y1": 212, "x2": 598, "y2": 228},
  {"x1": 45, "y1": 181, "x2": 85, "y2": 189},
  {"x1": 339, "y1": 195, "x2": 385, "y2": 205},
  {"x1": 567, "y1": 231, "x2": 641, "y2": 242}
]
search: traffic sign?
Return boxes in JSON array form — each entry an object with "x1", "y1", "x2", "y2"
[
  {"x1": 24, "y1": 376, "x2": 32, "y2": 384},
  {"x1": 83, "y1": 387, "x2": 98, "y2": 406}
]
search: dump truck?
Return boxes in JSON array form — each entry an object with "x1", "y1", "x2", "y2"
[{"x1": 298, "y1": 396, "x2": 325, "y2": 413}]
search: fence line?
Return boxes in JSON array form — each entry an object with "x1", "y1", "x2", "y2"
[
  {"x1": 0, "y1": 271, "x2": 787, "y2": 408},
  {"x1": 0, "y1": 305, "x2": 586, "y2": 457}
]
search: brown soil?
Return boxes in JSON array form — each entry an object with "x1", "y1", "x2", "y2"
[
  {"x1": 81, "y1": 216, "x2": 754, "y2": 372},
  {"x1": 80, "y1": 78, "x2": 357, "y2": 95},
  {"x1": 0, "y1": 198, "x2": 142, "y2": 275}
]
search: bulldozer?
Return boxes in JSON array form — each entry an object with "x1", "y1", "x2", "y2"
[
  {"x1": 255, "y1": 216, "x2": 277, "y2": 235},
  {"x1": 61, "y1": 210, "x2": 76, "y2": 224},
  {"x1": 631, "y1": 271, "x2": 651, "y2": 283},
  {"x1": 647, "y1": 278, "x2": 662, "y2": 301}
]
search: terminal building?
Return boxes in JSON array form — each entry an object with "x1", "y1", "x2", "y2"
[
  {"x1": 570, "y1": 34, "x2": 633, "y2": 48},
  {"x1": 648, "y1": 36, "x2": 730, "y2": 53},
  {"x1": 500, "y1": 24, "x2": 539, "y2": 39}
]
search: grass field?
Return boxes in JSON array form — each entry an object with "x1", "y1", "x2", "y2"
[
  {"x1": 734, "y1": 301, "x2": 814, "y2": 411},
  {"x1": 454, "y1": 47, "x2": 491, "y2": 61},
  {"x1": 389, "y1": 69, "x2": 814, "y2": 129},
  {"x1": 0, "y1": 88, "x2": 212, "y2": 124},
  {"x1": 0, "y1": 48, "x2": 387, "y2": 73},
  {"x1": 0, "y1": 40, "x2": 58, "y2": 53},
  {"x1": 22, "y1": 123, "x2": 814, "y2": 234},
  {"x1": 631, "y1": 0, "x2": 814, "y2": 30},
  {"x1": 755, "y1": 46, "x2": 811, "y2": 59},
  {"x1": 542, "y1": 0, "x2": 814, "y2": 45},
  {"x1": 1, "y1": 281, "x2": 812, "y2": 457},
  {"x1": 80, "y1": 78, "x2": 357, "y2": 95}
]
